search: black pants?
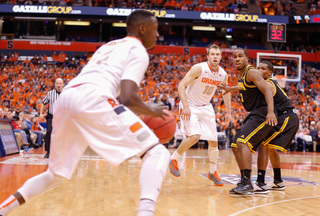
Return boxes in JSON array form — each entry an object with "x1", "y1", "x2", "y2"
[{"x1": 45, "y1": 114, "x2": 53, "y2": 153}]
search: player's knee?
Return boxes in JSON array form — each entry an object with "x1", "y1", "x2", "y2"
[
  {"x1": 267, "y1": 147, "x2": 277, "y2": 156},
  {"x1": 190, "y1": 134, "x2": 201, "y2": 143},
  {"x1": 236, "y1": 141, "x2": 246, "y2": 149},
  {"x1": 232, "y1": 146, "x2": 238, "y2": 154},
  {"x1": 208, "y1": 141, "x2": 218, "y2": 148},
  {"x1": 47, "y1": 169, "x2": 66, "y2": 186},
  {"x1": 144, "y1": 144, "x2": 170, "y2": 160},
  {"x1": 258, "y1": 144, "x2": 268, "y2": 152},
  {"x1": 143, "y1": 144, "x2": 170, "y2": 175}
]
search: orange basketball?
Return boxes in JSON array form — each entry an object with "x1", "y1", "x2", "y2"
[{"x1": 142, "y1": 111, "x2": 176, "y2": 143}]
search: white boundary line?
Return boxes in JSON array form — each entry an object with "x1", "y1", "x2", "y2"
[{"x1": 228, "y1": 195, "x2": 320, "y2": 216}]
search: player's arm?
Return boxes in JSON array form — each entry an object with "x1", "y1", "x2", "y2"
[
  {"x1": 39, "y1": 103, "x2": 45, "y2": 119},
  {"x1": 222, "y1": 74, "x2": 232, "y2": 126},
  {"x1": 219, "y1": 82, "x2": 240, "y2": 94},
  {"x1": 178, "y1": 64, "x2": 202, "y2": 121},
  {"x1": 119, "y1": 80, "x2": 168, "y2": 120},
  {"x1": 266, "y1": 80, "x2": 276, "y2": 96},
  {"x1": 247, "y1": 69, "x2": 277, "y2": 126}
]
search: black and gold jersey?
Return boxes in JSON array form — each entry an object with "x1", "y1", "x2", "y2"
[
  {"x1": 238, "y1": 65, "x2": 267, "y2": 112},
  {"x1": 267, "y1": 78, "x2": 294, "y2": 114}
]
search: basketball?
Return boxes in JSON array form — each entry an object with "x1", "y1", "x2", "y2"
[{"x1": 142, "y1": 111, "x2": 176, "y2": 143}]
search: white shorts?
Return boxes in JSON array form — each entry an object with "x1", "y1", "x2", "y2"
[
  {"x1": 179, "y1": 101, "x2": 217, "y2": 141},
  {"x1": 49, "y1": 83, "x2": 159, "y2": 179}
]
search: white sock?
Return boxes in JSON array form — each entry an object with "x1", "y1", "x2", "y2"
[
  {"x1": 0, "y1": 195, "x2": 20, "y2": 215},
  {"x1": 137, "y1": 199, "x2": 155, "y2": 216},
  {"x1": 171, "y1": 151, "x2": 181, "y2": 161},
  {"x1": 208, "y1": 146, "x2": 219, "y2": 174},
  {"x1": 139, "y1": 144, "x2": 170, "y2": 214}
]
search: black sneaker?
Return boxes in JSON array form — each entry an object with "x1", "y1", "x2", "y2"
[
  {"x1": 233, "y1": 178, "x2": 254, "y2": 195},
  {"x1": 229, "y1": 180, "x2": 242, "y2": 194},
  {"x1": 44, "y1": 152, "x2": 49, "y2": 159}
]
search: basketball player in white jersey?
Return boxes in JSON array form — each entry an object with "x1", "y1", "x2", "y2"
[
  {"x1": 0, "y1": 10, "x2": 170, "y2": 216},
  {"x1": 169, "y1": 45, "x2": 231, "y2": 186}
]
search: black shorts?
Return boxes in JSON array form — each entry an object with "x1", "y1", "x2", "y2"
[
  {"x1": 260, "y1": 110, "x2": 299, "y2": 152},
  {"x1": 231, "y1": 106, "x2": 275, "y2": 153}
]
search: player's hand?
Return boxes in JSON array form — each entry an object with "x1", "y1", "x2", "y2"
[
  {"x1": 39, "y1": 114, "x2": 44, "y2": 120},
  {"x1": 219, "y1": 83, "x2": 232, "y2": 95},
  {"x1": 225, "y1": 112, "x2": 232, "y2": 127},
  {"x1": 266, "y1": 112, "x2": 277, "y2": 126},
  {"x1": 149, "y1": 103, "x2": 169, "y2": 121},
  {"x1": 181, "y1": 106, "x2": 191, "y2": 121}
]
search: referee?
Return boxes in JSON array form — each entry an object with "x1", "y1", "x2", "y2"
[{"x1": 40, "y1": 78, "x2": 64, "y2": 158}]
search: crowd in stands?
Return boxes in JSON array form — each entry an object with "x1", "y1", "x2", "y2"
[
  {"x1": 309, "y1": 0, "x2": 320, "y2": 14},
  {"x1": 0, "y1": 49, "x2": 320, "y2": 151}
]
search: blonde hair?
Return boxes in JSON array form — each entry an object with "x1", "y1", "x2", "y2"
[{"x1": 207, "y1": 44, "x2": 222, "y2": 55}]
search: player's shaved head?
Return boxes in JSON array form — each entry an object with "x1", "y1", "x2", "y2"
[
  {"x1": 126, "y1": 10, "x2": 155, "y2": 33},
  {"x1": 233, "y1": 47, "x2": 247, "y2": 57},
  {"x1": 260, "y1": 61, "x2": 274, "y2": 72}
]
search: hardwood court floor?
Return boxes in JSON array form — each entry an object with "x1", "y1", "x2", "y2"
[{"x1": 0, "y1": 147, "x2": 320, "y2": 216}]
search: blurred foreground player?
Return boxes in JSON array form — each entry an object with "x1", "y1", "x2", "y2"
[{"x1": 0, "y1": 10, "x2": 170, "y2": 216}]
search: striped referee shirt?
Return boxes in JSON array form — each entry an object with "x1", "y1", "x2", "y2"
[{"x1": 42, "y1": 89, "x2": 61, "y2": 115}]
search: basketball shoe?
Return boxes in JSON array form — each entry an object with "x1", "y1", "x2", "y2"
[
  {"x1": 229, "y1": 180, "x2": 242, "y2": 194},
  {"x1": 208, "y1": 171, "x2": 224, "y2": 186},
  {"x1": 268, "y1": 180, "x2": 286, "y2": 190},
  {"x1": 233, "y1": 178, "x2": 254, "y2": 195},
  {"x1": 253, "y1": 181, "x2": 269, "y2": 194},
  {"x1": 169, "y1": 159, "x2": 180, "y2": 177}
]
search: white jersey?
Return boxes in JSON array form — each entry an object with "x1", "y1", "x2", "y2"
[
  {"x1": 186, "y1": 62, "x2": 227, "y2": 106},
  {"x1": 65, "y1": 36, "x2": 148, "y2": 99}
]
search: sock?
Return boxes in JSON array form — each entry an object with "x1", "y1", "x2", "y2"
[
  {"x1": 273, "y1": 168, "x2": 282, "y2": 182},
  {"x1": 171, "y1": 151, "x2": 181, "y2": 161},
  {"x1": 257, "y1": 170, "x2": 266, "y2": 184},
  {"x1": 240, "y1": 170, "x2": 244, "y2": 179},
  {"x1": 0, "y1": 195, "x2": 20, "y2": 215},
  {"x1": 208, "y1": 146, "x2": 219, "y2": 174},
  {"x1": 137, "y1": 199, "x2": 155, "y2": 216},
  {"x1": 139, "y1": 144, "x2": 170, "y2": 203},
  {"x1": 243, "y1": 169, "x2": 251, "y2": 179}
]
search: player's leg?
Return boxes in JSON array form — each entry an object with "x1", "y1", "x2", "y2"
[
  {"x1": 267, "y1": 148, "x2": 286, "y2": 189},
  {"x1": 0, "y1": 88, "x2": 85, "y2": 215},
  {"x1": 170, "y1": 104, "x2": 201, "y2": 177},
  {"x1": 232, "y1": 108, "x2": 274, "y2": 195},
  {"x1": 0, "y1": 169, "x2": 65, "y2": 215},
  {"x1": 207, "y1": 140, "x2": 223, "y2": 186},
  {"x1": 254, "y1": 144, "x2": 269, "y2": 194},
  {"x1": 170, "y1": 134, "x2": 200, "y2": 177},
  {"x1": 84, "y1": 94, "x2": 170, "y2": 216},
  {"x1": 267, "y1": 111, "x2": 299, "y2": 190},
  {"x1": 138, "y1": 144, "x2": 170, "y2": 216}
]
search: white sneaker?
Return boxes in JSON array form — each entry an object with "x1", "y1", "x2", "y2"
[
  {"x1": 253, "y1": 181, "x2": 269, "y2": 194},
  {"x1": 267, "y1": 180, "x2": 286, "y2": 190}
]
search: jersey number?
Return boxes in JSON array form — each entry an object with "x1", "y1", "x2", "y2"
[{"x1": 202, "y1": 85, "x2": 214, "y2": 95}]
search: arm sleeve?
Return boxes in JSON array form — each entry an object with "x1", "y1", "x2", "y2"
[
  {"x1": 42, "y1": 91, "x2": 50, "y2": 105},
  {"x1": 121, "y1": 46, "x2": 149, "y2": 87}
]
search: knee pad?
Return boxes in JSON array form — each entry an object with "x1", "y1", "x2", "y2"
[{"x1": 143, "y1": 144, "x2": 170, "y2": 175}]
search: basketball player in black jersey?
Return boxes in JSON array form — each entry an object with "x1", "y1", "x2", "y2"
[
  {"x1": 255, "y1": 61, "x2": 299, "y2": 192},
  {"x1": 220, "y1": 48, "x2": 278, "y2": 195}
]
